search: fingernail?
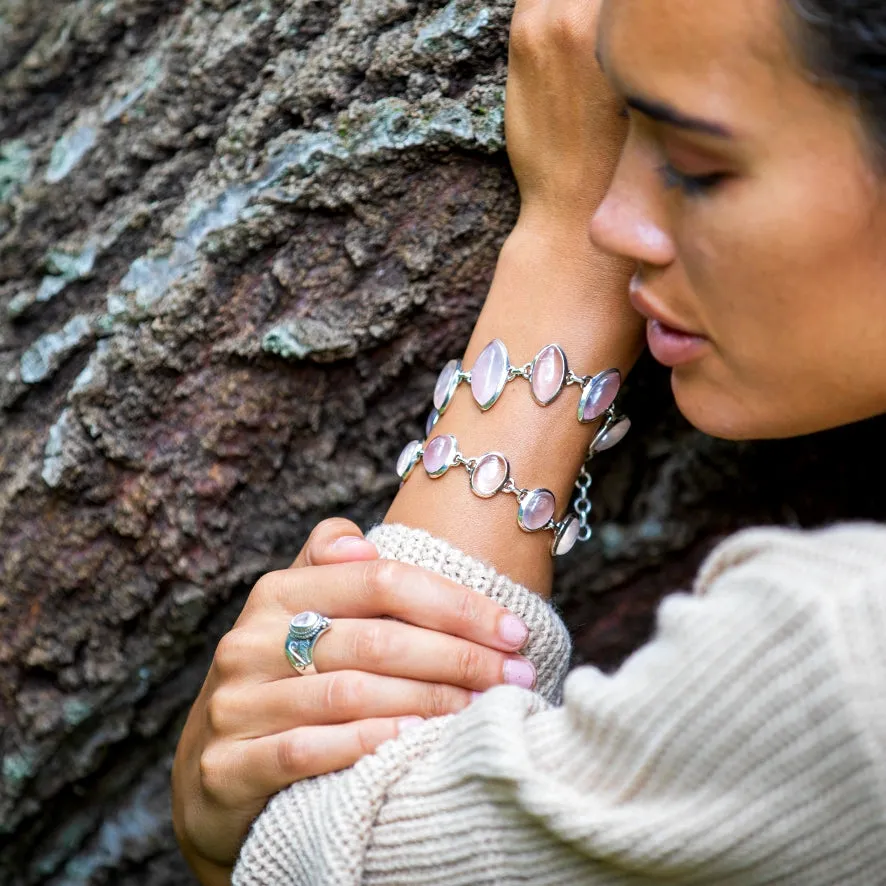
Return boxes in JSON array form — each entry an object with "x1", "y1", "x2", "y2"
[
  {"x1": 470, "y1": 691, "x2": 484, "y2": 703},
  {"x1": 397, "y1": 716, "x2": 424, "y2": 733},
  {"x1": 503, "y1": 658, "x2": 536, "y2": 689},
  {"x1": 498, "y1": 614, "x2": 529, "y2": 647},
  {"x1": 332, "y1": 536, "x2": 371, "y2": 552}
]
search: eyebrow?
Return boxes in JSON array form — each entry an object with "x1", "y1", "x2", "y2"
[{"x1": 595, "y1": 48, "x2": 735, "y2": 139}]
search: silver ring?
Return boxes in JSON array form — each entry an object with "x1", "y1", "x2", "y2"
[{"x1": 285, "y1": 611, "x2": 332, "y2": 672}]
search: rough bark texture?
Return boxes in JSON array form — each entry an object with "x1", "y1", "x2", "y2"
[{"x1": 1, "y1": 1, "x2": 885, "y2": 883}]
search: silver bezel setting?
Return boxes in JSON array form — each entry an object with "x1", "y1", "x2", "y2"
[
  {"x1": 469, "y1": 452, "x2": 511, "y2": 498},
  {"x1": 529, "y1": 344, "x2": 568, "y2": 407},
  {"x1": 577, "y1": 368, "x2": 622, "y2": 424},
  {"x1": 434, "y1": 359, "x2": 463, "y2": 416},
  {"x1": 472, "y1": 339, "x2": 510, "y2": 412},
  {"x1": 423, "y1": 434, "x2": 458, "y2": 478},
  {"x1": 591, "y1": 412, "x2": 632, "y2": 453},
  {"x1": 552, "y1": 513, "x2": 582, "y2": 557},
  {"x1": 425, "y1": 408, "x2": 441, "y2": 438},
  {"x1": 517, "y1": 488, "x2": 556, "y2": 533},
  {"x1": 396, "y1": 439, "x2": 424, "y2": 481}
]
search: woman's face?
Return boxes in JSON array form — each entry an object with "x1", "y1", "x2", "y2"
[{"x1": 592, "y1": 0, "x2": 886, "y2": 440}]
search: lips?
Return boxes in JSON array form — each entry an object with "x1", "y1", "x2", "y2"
[
  {"x1": 628, "y1": 275, "x2": 709, "y2": 368},
  {"x1": 628, "y1": 277, "x2": 701, "y2": 337}
]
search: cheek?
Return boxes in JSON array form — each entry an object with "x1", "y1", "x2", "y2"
[
  {"x1": 671, "y1": 168, "x2": 886, "y2": 439},
  {"x1": 678, "y1": 173, "x2": 867, "y2": 360}
]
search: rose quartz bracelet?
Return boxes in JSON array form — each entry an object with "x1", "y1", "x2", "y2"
[
  {"x1": 425, "y1": 339, "x2": 623, "y2": 436},
  {"x1": 395, "y1": 410, "x2": 631, "y2": 558},
  {"x1": 396, "y1": 432, "x2": 583, "y2": 557}
]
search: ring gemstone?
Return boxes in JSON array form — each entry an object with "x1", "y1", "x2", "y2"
[
  {"x1": 290, "y1": 611, "x2": 323, "y2": 635},
  {"x1": 578, "y1": 369, "x2": 622, "y2": 423},
  {"x1": 423, "y1": 434, "x2": 458, "y2": 477},
  {"x1": 518, "y1": 488, "x2": 556, "y2": 532}
]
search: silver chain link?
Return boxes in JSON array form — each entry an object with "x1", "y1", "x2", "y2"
[
  {"x1": 453, "y1": 454, "x2": 478, "y2": 472},
  {"x1": 573, "y1": 456, "x2": 595, "y2": 542},
  {"x1": 506, "y1": 361, "x2": 533, "y2": 382},
  {"x1": 502, "y1": 478, "x2": 528, "y2": 499}
]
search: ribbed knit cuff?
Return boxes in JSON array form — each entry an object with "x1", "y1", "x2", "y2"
[{"x1": 365, "y1": 522, "x2": 572, "y2": 705}]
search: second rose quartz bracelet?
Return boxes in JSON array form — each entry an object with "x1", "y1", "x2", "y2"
[
  {"x1": 396, "y1": 432, "x2": 583, "y2": 557},
  {"x1": 396, "y1": 408, "x2": 632, "y2": 558}
]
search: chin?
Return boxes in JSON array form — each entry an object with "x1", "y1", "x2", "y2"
[
  {"x1": 670, "y1": 370, "x2": 794, "y2": 442},
  {"x1": 671, "y1": 369, "x2": 886, "y2": 441}
]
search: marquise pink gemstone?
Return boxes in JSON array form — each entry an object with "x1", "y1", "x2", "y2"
[
  {"x1": 434, "y1": 360, "x2": 460, "y2": 411},
  {"x1": 553, "y1": 516, "x2": 581, "y2": 556},
  {"x1": 423, "y1": 434, "x2": 457, "y2": 476},
  {"x1": 519, "y1": 489, "x2": 556, "y2": 531},
  {"x1": 471, "y1": 453, "x2": 509, "y2": 497},
  {"x1": 580, "y1": 370, "x2": 621, "y2": 422},
  {"x1": 531, "y1": 345, "x2": 566, "y2": 406},
  {"x1": 595, "y1": 417, "x2": 632, "y2": 452},
  {"x1": 471, "y1": 339, "x2": 509, "y2": 410}
]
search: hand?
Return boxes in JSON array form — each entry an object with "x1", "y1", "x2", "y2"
[
  {"x1": 172, "y1": 518, "x2": 536, "y2": 884},
  {"x1": 505, "y1": 0, "x2": 627, "y2": 229}
]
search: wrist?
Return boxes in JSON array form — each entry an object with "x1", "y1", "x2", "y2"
[{"x1": 483, "y1": 220, "x2": 644, "y2": 371}]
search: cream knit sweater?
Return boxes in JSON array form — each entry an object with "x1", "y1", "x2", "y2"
[{"x1": 233, "y1": 521, "x2": 886, "y2": 885}]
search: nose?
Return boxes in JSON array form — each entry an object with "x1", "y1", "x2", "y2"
[{"x1": 590, "y1": 147, "x2": 676, "y2": 268}]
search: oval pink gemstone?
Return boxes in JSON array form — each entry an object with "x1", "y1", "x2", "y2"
[
  {"x1": 580, "y1": 370, "x2": 621, "y2": 423},
  {"x1": 470, "y1": 453, "x2": 509, "y2": 498},
  {"x1": 553, "y1": 515, "x2": 581, "y2": 556},
  {"x1": 519, "y1": 489, "x2": 556, "y2": 532},
  {"x1": 471, "y1": 339, "x2": 509, "y2": 410},
  {"x1": 434, "y1": 360, "x2": 460, "y2": 411},
  {"x1": 423, "y1": 434, "x2": 457, "y2": 476},
  {"x1": 594, "y1": 417, "x2": 632, "y2": 452},
  {"x1": 531, "y1": 345, "x2": 566, "y2": 406}
]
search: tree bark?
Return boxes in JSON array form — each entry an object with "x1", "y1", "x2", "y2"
[{"x1": 1, "y1": 1, "x2": 884, "y2": 883}]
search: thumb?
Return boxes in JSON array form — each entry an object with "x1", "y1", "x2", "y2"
[{"x1": 290, "y1": 517, "x2": 378, "y2": 569}]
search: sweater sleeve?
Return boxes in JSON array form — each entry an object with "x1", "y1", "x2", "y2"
[{"x1": 233, "y1": 522, "x2": 886, "y2": 886}]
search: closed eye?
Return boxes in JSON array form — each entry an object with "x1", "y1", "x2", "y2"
[{"x1": 657, "y1": 163, "x2": 728, "y2": 197}]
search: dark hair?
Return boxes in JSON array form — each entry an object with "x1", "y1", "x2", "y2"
[{"x1": 786, "y1": 1, "x2": 886, "y2": 166}]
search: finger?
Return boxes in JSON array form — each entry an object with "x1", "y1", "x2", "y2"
[
  {"x1": 255, "y1": 560, "x2": 531, "y2": 656},
  {"x1": 289, "y1": 518, "x2": 377, "y2": 569},
  {"x1": 239, "y1": 717, "x2": 427, "y2": 798},
  {"x1": 307, "y1": 618, "x2": 536, "y2": 692},
  {"x1": 209, "y1": 671, "x2": 476, "y2": 739}
]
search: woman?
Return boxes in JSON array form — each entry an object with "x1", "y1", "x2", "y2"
[{"x1": 172, "y1": 0, "x2": 886, "y2": 883}]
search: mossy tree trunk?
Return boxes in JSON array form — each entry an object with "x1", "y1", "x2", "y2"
[{"x1": 1, "y1": 1, "x2": 884, "y2": 883}]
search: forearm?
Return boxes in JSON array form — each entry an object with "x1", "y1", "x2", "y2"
[{"x1": 385, "y1": 219, "x2": 642, "y2": 599}]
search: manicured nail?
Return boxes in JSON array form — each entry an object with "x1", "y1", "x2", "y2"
[
  {"x1": 498, "y1": 614, "x2": 529, "y2": 647},
  {"x1": 397, "y1": 716, "x2": 424, "y2": 733},
  {"x1": 332, "y1": 536, "x2": 372, "y2": 552},
  {"x1": 470, "y1": 691, "x2": 484, "y2": 703},
  {"x1": 503, "y1": 658, "x2": 536, "y2": 689}
]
